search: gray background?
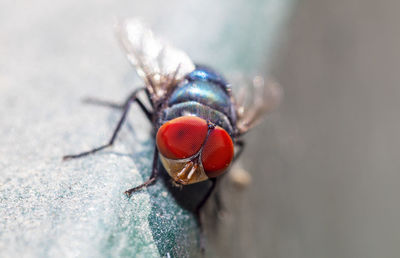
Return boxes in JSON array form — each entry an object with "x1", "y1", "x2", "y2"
[{"x1": 215, "y1": 0, "x2": 400, "y2": 257}]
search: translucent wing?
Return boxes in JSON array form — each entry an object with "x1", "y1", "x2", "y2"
[
  {"x1": 235, "y1": 76, "x2": 282, "y2": 135},
  {"x1": 116, "y1": 19, "x2": 195, "y2": 102}
]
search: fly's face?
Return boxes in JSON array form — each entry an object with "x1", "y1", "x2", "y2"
[{"x1": 156, "y1": 116, "x2": 234, "y2": 185}]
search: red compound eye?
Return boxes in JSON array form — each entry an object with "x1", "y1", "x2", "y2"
[
  {"x1": 156, "y1": 116, "x2": 208, "y2": 159},
  {"x1": 201, "y1": 126, "x2": 234, "y2": 177}
]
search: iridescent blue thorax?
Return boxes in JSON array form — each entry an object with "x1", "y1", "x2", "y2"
[
  {"x1": 160, "y1": 66, "x2": 236, "y2": 135},
  {"x1": 185, "y1": 65, "x2": 229, "y2": 88}
]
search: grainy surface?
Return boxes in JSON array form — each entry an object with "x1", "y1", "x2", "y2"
[{"x1": 212, "y1": 1, "x2": 400, "y2": 257}]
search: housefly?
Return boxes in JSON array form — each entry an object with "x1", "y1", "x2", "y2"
[{"x1": 63, "y1": 19, "x2": 281, "y2": 223}]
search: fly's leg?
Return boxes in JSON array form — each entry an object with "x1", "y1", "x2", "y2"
[
  {"x1": 195, "y1": 178, "x2": 217, "y2": 225},
  {"x1": 82, "y1": 97, "x2": 124, "y2": 110},
  {"x1": 81, "y1": 91, "x2": 152, "y2": 121},
  {"x1": 63, "y1": 87, "x2": 152, "y2": 160},
  {"x1": 82, "y1": 96, "x2": 152, "y2": 121},
  {"x1": 233, "y1": 139, "x2": 246, "y2": 162},
  {"x1": 124, "y1": 147, "x2": 159, "y2": 197},
  {"x1": 214, "y1": 186, "x2": 225, "y2": 217},
  {"x1": 195, "y1": 178, "x2": 217, "y2": 251}
]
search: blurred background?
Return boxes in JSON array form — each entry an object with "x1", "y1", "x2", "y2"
[
  {"x1": 1, "y1": 0, "x2": 400, "y2": 257},
  {"x1": 218, "y1": 1, "x2": 400, "y2": 257}
]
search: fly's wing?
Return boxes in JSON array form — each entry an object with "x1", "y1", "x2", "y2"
[
  {"x1": 234, "y1": 76, "x2": 282, "y2": 135},
  {"x1": 116, "y1": 19, "x2": 195, "y2": 103}
]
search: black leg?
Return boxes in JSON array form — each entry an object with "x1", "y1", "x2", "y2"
[
  {"x1": 82, "y1": 92, "x2": 152, "y2": 121},
  {"x1": 195, "y1": 178, "x2": 217, "y2": 228},
  {"x1": 233, "y1": 139, "x2": 246, "y2": 162},
  {"x1": 124, "y1": 147, "x2": 159, "y2": 197},
  {"x1": 63, "y1": 87, "x2": 151, "y2": 160},
  {"x1": 213, "y1": 186, "x2": 225, "y2": 216},
  {"x1": 195, "y1": 178, "x2": 217, "y2": 252},
  {"x1": 82, "y1": 97, "x2": 124, "y2": 110}
]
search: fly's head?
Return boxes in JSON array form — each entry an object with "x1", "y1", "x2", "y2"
[{"x1": 156, "y1": 116, "x2": 234, "y2": 185}]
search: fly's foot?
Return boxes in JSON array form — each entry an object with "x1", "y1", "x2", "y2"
[{"x1": 124, "y1": 177, "x2": 157, "y2": 198}]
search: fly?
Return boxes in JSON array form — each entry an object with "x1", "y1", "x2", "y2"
[{"x1": 63, "y1": 19, "x2": 281, "y2": 225}]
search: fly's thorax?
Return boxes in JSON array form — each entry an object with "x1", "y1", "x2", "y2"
[
  {"x1": 186, "y1": 65, "x2": 229, "y2": 88},
  {"x1": 160, "y1": 101, "x2": 234, "y2": 135},
  {"x1": 166, "y1": 66, "x2": 237, "y2": 126},
  {"x1": 156, "y1": 116, "x2": 234, "y2": 185},
  {"x1": 168, "y1": 80, "x2": 233, "y2": 117}
]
